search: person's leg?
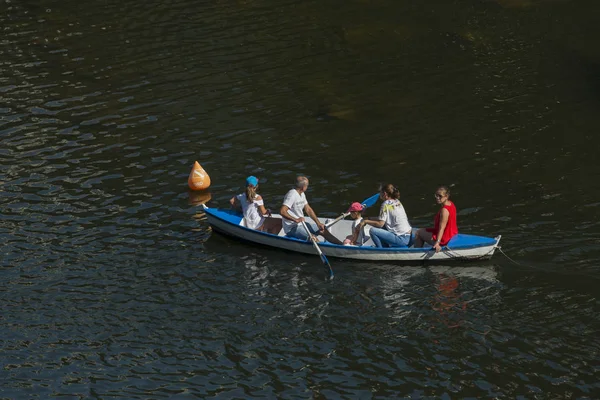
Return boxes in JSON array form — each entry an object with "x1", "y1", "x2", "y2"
[
  {"x1": 408, "y1": 228, "x2": 418, "y2": 247},
  {"x1": 369, "y1": 227, "x2": 398, "y2": 248},
  {"x1": 304, "y1": 221, "x2": 320, "y2": 238},
  {"x1": 287, "y1": 224, "x2": 308, "y2": 241},
  {"x1": 388, "y1": 233, "x2": 410, "y2": 248},
  {"x1": 422, "y1": 229, "x2": 437, "y2": 246},
  {"x1": 371, "y1": 229, "x2": 412, "y2": 248},
  {"x1": 414, "y1": 228, "x2": 433, "y2": 248},
  {"x1": 287, "y1": 221, "x2": 320, "y2": 241},
  {"x1": 369, "y1": 227, "x2": 383, "y2": 247}
]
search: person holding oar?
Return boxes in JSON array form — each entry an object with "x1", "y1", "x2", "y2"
[
  {"x1": 358, "y1": 183, "x2": 413, "y2": 248},
  {"x1": 280, "y1": 176, "x2": 343, "y2": 245}
]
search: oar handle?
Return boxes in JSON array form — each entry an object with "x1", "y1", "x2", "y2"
[
  {"x1": 324, "y1": 193, "x2": 379, "y2": 229},
  {"x1": 325, "y1": 213, "x2": 349, "y2": 229}
]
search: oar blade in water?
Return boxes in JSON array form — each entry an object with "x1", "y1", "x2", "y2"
[{"x1": 320, "y1": 253, "x2": 334, "y2": 279}]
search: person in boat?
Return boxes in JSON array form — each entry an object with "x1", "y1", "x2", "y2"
[
  {"x1": 343, "y1": 202, "x2": 369, "y2": 246},
  {"x1": 280, "y1": 176, "x2": 343, "y2": 244},
  {"x1": 230, "y1": 176, "x2": 281, "y2": 234},
  {"x1": 414, "y1": 185, "x2": 458, "y2": 252},
  {"x1": 357, "y1": 184, "x2": 412, "y2": 248}
]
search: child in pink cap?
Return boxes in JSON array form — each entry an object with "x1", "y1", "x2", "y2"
[{"x1": 343, "y1": 202, "x2": 368, "y2": 245}]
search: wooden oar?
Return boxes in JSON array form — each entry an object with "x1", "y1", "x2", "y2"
[
  {"x1": 325, "y1": 192, "x2": 380, "y2": 229},
  {"x1": 301, "y1": 220, "x2": 334, "y2": 280}
]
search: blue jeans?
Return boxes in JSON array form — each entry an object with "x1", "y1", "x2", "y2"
[
  {"x1": 370, "y1": 227, "x2": 411, "y2": 248},
  {"x1": 286, "y1": 221, "x2": 319, "y2": 241}
]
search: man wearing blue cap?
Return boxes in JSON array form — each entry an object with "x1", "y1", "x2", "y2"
[{"x1": 280, "y1": 176, "x2": 342, "y2": 244}]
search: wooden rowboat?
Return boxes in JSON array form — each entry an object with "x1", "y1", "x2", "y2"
[{"x1": 202, "y1": 205, "x2": 501, "y2": 263}]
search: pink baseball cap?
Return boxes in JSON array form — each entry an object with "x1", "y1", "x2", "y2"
[{"x1": 347, "y1": 202, "x2": 364, "y2": 212}]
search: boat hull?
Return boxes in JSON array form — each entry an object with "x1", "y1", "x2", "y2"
[{"x1": 203, "y1": 206, "x2": 500, "y2": 262}]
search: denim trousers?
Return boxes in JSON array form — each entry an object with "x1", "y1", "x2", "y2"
[
  {"x1": 369, "y1": 227, "x2": 411, "y2": 248},
  {"x1": 287, "y1": 221, "x2": 319, "y2": 241}
]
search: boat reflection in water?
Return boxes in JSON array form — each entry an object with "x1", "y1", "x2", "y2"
[
  {"x1": 379, "y1": 265, "x2": 501, "y2": 333},
  {"x1": 238, "y1": 253, "x2": 326, "y2": 324}
]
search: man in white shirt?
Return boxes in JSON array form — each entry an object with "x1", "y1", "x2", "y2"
[{"x1": 280, "y1": 176, "x2": 342, "y2": 244}]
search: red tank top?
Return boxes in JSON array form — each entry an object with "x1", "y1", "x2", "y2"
[{"x1": 433, "y1": 202, "x2": 458, "y2": 245}]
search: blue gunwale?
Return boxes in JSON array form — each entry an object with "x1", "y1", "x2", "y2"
[{"x1": 204, "y1": 207, "x2": 497, "y2": 252}]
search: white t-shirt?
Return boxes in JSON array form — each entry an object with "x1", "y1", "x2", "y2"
[
  {"x1": 378, "y1": 199, "x2": 411, "y2": 235},
  {"x1": 351, "y1": 217, "x2": 363, "y2": 233},
  {"x1": 282, "y1": 189, "x2": 307, "y2": 233},
  {"x1": 236, "y1": 193, "x2": 265, "y2": 230},
  {"x1": 351, "y1": 217, "x2": 367, "y2": 244}
]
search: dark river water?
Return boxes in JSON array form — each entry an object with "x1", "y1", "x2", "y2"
[{"x1": 2, "y1": 0, "x2": 599, "y2": 398}]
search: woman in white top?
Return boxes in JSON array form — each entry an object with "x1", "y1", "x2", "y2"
[
  {"x1": 357, "y1": 183, "x2": 412, "y2": 248},
  {"x1": 230, "y1": 176, "x2": 271, "y2": 230}
]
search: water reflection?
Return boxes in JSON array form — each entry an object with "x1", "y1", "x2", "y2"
[
  {"x1": 378, "y1": 265, "x2": 501, "y2": 338},
  {"x1": 188, "y1": 190, "x2": 212, "y2": 206},
  {"x1": 431, "y1": 272, "x2": 467, "y2": 329}
]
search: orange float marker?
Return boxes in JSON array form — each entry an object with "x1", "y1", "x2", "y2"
[{"x1": 188, "y1": 161, "x2": 211, "y2": 190}]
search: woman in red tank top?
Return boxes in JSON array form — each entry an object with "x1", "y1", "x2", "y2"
[{"x1": 414, "y1": 186, "x2": 458, "y2": 252}]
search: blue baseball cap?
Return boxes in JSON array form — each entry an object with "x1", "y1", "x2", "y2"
[{"x1": 246, "y1": 176, "x2": 258, "y2": 186}]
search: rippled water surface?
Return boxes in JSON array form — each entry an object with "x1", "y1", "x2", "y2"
[{"x1": 2, "y1": 0, "x2": 599, "y2": 398}]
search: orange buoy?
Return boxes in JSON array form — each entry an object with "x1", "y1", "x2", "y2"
[{"x1": 188, "y1": 161, "x2": 211, "y2": 190}]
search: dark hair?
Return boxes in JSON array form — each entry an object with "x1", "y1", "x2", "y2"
[
  {"x1": 381, "y1": 183, "x2": 400, "y2": 200},
  {"x1": 437, "y1": 185, "x2": 450, "y2": 197}
]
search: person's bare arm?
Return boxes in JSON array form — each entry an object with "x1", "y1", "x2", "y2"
[
  {"x1": 280, "y1": 205, "x2": 303, "y2": 223},
  {"x1": 433, "y1": 208, "x2": 449, "y2": 253},
  {"x1": 256, "y1": 196, "x2": 270, "y2": 216},
  {"x1": 230, "y1": 196, "x2": 242, "y2": 212},
  {"x1": 304, "y1": 205, "x2": 324, "y2": 231},
  {"x1": 349, "y1": 226, "x2": 360, "y2": 244},
  {"x1": 360, "y1": 218, "x2": 385, "y2": 229}
]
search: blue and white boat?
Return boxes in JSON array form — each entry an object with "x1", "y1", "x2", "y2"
[{"x1": 202, "y1": 205, "x2": 501, "y2": 263}]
